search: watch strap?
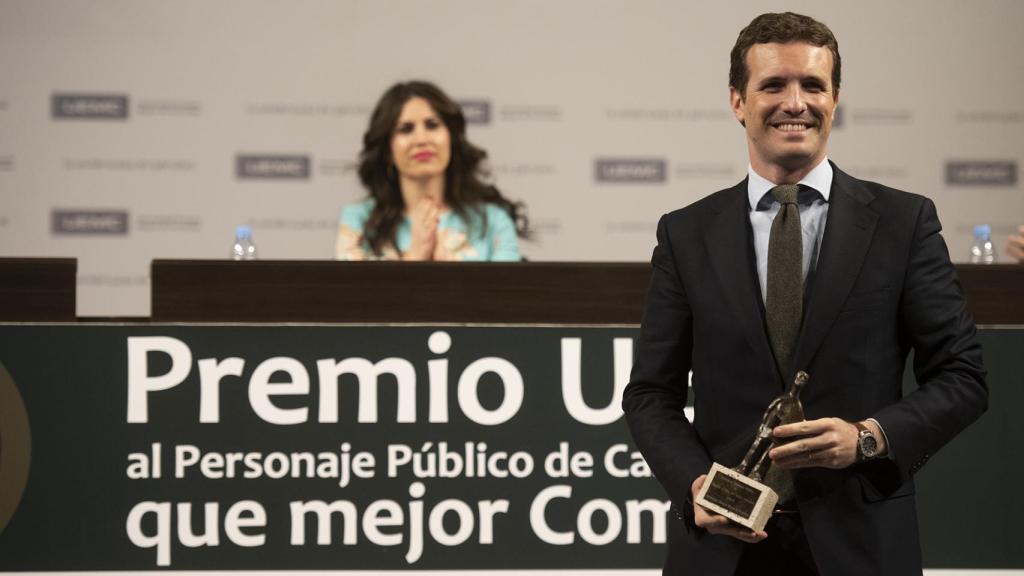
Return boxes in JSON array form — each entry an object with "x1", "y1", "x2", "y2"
[{"x1": 853, "y1": 421, "x2": 874, "y2": 461}]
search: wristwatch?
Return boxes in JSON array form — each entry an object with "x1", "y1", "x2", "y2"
[{"x1": 854, "y1": 421, "x2": 879, "y2": 461}]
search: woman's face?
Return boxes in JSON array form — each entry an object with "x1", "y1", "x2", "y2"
[{"x1": 390, "y1": 97, "x2": 451, "y2": 182}]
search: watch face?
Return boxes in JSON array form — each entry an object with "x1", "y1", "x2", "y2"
[{"x1": 860, "y1": 434, "x2": 878, "y2": 458}]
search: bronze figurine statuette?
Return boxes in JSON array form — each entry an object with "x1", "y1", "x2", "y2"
[{"x1": 695, "y1": 371, "x2": 809, "y2": 532}]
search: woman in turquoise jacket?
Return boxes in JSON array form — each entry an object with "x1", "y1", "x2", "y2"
[{"x1": 336, "y1": 81, "x2": 527, "y2": 261}]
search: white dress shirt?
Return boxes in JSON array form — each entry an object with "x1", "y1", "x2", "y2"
[{"x1": 747, "y1": 157, "x2": 832, "y2": 304}]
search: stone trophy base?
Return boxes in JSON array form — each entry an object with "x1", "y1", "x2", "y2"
[{"x1": 695, "y1": 462, "x2": 779, "y2": 532}]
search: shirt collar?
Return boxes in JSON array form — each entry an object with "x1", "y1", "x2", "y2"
[{"x1": 747, "y1": 157, "x2": 833, "y2": 211}]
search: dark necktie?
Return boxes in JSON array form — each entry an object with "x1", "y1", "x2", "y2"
[
  {"x1": 765, "y1": 184, "x2": 802, "y2": 382},
  {"x1": 763, "y1": 185, "x2": 803, "y2": 506}
]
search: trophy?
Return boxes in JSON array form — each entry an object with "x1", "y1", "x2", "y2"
[{"x1": 695, "y1": 371, "x2": 808, "y2": 532}]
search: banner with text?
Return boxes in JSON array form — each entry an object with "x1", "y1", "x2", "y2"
[
  {"x1": 0, "y1": 326, "x2": 1021, "y2": 571},
  {"x1": 0, "y1": 325, "x2": 667, "y2": 570}
]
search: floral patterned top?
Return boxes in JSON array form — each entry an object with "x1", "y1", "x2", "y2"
[{"x1": 335, "y1": 199, "x2": 522, "y2": 261}]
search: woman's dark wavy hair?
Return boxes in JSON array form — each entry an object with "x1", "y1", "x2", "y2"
[{"x1": 357, "y1": 80, "x2": 528, "y2": 256}]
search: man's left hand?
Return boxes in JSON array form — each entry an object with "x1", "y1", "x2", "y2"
[{"x1": 769, "y1": 418, "x2": 885, "y2": 469}]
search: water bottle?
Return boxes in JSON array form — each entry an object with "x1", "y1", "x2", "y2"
[
  {"x1": 230, "y1": 225, "x2": 257, "y2": 261},
  {"x1": 969, "y1": 224, "x2": 996, "y2": 264}
]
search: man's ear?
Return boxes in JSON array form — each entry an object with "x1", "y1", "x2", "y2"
[{"x1": 729, "y1": 86, "x2": 746, "y2": 127}]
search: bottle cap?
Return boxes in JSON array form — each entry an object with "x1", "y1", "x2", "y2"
[
  {"x1": 973, "y1": 224, "x2": 991, "y2": 238},
  {"x1": 235, "y1": 225, "x2": 252, "y2": 239}
]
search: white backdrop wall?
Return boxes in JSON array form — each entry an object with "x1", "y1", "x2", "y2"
[{"x1": 0, "y1": 0, "x2": 1021, "y2": 316}]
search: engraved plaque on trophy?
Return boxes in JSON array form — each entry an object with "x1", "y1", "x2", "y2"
[{"x1": 695, "y1": 371, "x2": 808, "y2": 532}]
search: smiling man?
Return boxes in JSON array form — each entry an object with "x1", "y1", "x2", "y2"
[{"x1": 622, "y1": 12, "x2": 987, "y2": 576}]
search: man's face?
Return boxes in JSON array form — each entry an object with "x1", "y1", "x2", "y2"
[{"x1": 730, "y1": 42, "x2": 838, "y2": 176}]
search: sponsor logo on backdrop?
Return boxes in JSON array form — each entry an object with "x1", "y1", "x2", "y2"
[
  {"x1": 52, "y1": 93, "x2": 129, "y2": 120},
  {"x1": 595, "y1": 158, "x2": 667, "y2": 183},
  {"x1": 606, "y1": 220, "x2": 656, "y2": 233},
  {"x1": 843, "y1": 165, "x2": 908, "y2": 180},
  {"x1": 946, "y1": 161, "x2": 1017, "y2": 186},
  {"x1": 248, "y1": 217, "x2": 336, "y2": 231},
  {"x1": 78, "y1": 274, "x2": 149, "y2": 286},
  {"x1": 849, "y1": 108, "x2": 912, "y2": 124},
  {"x1": 529, "y1": 218, "x2": 562, "y2": 235},
  {"x1": 0, "y1": 362, "x2": 31, "y2": 536},
  {"x1": 137, "y1": 100, "x2": 201, "y2": 116},
  {"x1": 236, "y1": 155, "x2": 311, "y2": 180},
  {"x1": 955, "y1": 223, "x2": 1020, "y2": 236},
  {"x1": 136, "y1": 215, "x2": 202, "y2": 232},
  {"x1": 457, "y1": 100, "x2": 491, "y2": 125},
  {"x1": 247, "y1": 102, "x2": 372, "y2": 117},
  {"x1": 63, "y1": 158, "x2": 195, "y2": 172},
  {"x1": 956, "y1": 110, "x2": 1024, "y2": 124},
  {"x1": 499, "y1": 105, "x2": 562, "y2": 121},
  {"x1": 673, "y1": 163, "x2": 737, "y2": 179},
  {"x1": 606, "y1": 108, "x2": 731, "y2": 121},
  {"x1": 492, "y1": 163, "x2": 558, "y2": 176},
  {"x1": 52, "y1": 209, "x2": 129, "y2": 235},
  {"x1": 0, "y1": 156, "x2": 13, "y2": 172},
  {"x1": 318, "y1": 159, "x2": 359, "y2": 177}
]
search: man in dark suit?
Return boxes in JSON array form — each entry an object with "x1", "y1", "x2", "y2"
[{"x1": 622, "y1": 12, "x2": 987, "y2": 576}]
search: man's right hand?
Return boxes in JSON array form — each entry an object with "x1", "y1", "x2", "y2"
[{"x1": 691, "y1": 474, "x2": 768, "y2": 544}]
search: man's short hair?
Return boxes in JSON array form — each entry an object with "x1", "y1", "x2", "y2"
[{"x1": 729, "y1": 12, "x2": 841, "y2": 98}]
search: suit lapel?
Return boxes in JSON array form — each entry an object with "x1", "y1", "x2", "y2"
[
  {"x1": 792, "y1": 165, "x2": 879, "y2": 373},
  {"x1": 706, "y1": 180, "x2": 779, "y2": 384}
]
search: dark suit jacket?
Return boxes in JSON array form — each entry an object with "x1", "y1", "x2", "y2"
[{"x1": 622, "y1": 164, "x2": 987, "y2": 575}]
